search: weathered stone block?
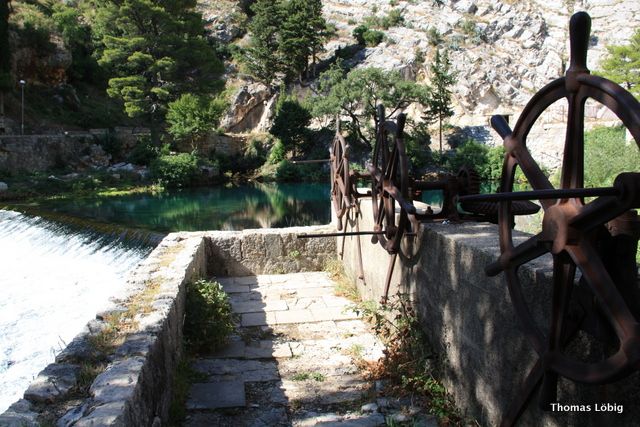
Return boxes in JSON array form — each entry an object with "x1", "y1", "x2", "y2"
[{"x1": 24, "y1": 364, "x2": 80, "y2": 403}]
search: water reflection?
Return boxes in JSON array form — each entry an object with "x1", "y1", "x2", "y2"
[{"x1": 21, "y1": 182, "x2": 331, "y2": 232}]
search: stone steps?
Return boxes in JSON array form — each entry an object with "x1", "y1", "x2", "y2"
[{"x1": 183, "y1": 272, "x2": 386, "y2": 426}]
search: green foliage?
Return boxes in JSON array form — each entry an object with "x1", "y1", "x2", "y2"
[
  {"x1": 93, "y1": 0, "x2": 223, "y2": 128},
  {"x1": 363, "y1": 29, "x2": 385, "y2": 47},
  {"x1": 353, "y1": 23, "x2": 386, "y2": 47},
  {"x1": 486, "y1": 145, "x2": 506, "y2": 181},
  {"x1": 184, "y1": 279, "x2": 234, "y2": 353},
  {"x1": 584, "y1": 125, "x2": 640, "y2": 188},
  {"x1": 313, "y1": 63, "x2": 430, "y2": 148},
  {"x1": 51, "y1": 3, "x2": 100, "y2": 83},
  {"x1": 13, "y1": 3, "x2": 55, "y2": 54},
  {"x1": 242, "y1": 0, "x2": 283, "y2": 87},
  {"x1": 127, "y1": 136, "x2": 162, "y2": 166},
  {"x1": 423, "y1": 49, "x2": 456, "y2": 154},
  {"x1": 150, "y1": 153, "x2": 200, "y2": 187},
  {"x1": 457, "y1": 18, "x2": 486, "y2": 44},
  {"x1": 426, "y1": 27, "x2": 443, "y2": 46},
  {"x1": 243, "y1": 0, "x2": 328, "y2": 85},
  {"x1": 275, "y1": 159, "x2": 299, "y2": 181},
  {"x1": 279, "y1": 0, "x2": 328, "y2": 81},
  {"x1": 448, "y1": 139, "x2": 489, "y2": 176},
  {"x1": 405, "y1": 124, "x2": 433, "y2": 173},
  {"x1": 268, "y1": 139, "x2": 287, "y2": 164},
  {"x1": 166, "y1": 93, "x2": 227, "y2": 149},
  {"x1": 352, "y1": 24, "x2": 368, "y2": 45},
  {"x1": 270, "y1": 97, "x2": 311, "y2": 155},
  {"x1": 598, "y1": 28, "x2": 640, "y2": 99},
  {"x1": 352, "y1": 293, "x2": 463, "y2": 423}
]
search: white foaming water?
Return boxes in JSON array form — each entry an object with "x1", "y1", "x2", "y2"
[{"x1": 0, "y1": 210, "x2": 153, "y2": 413}]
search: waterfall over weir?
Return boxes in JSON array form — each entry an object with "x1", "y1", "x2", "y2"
[{"x1": 0, "y1": 210, "x2": 160, "y2": 413}]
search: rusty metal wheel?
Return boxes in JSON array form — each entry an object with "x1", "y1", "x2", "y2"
[
  {"x1": 330, "y1": 131, "x2": 351, "y2": 230},
  {"x1": 369, "y1": 106, "x2": 417, "y2": 254},
  {"x1": 487, "y1": 12, "x2": 640, "y2": 425}
]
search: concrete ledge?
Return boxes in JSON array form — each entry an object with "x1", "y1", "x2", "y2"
[{"x1": 339, "y1": 200, "x2": 639, "y2": 427}]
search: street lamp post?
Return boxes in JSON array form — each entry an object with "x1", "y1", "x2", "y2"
[{"x1": 19, "y1": 79, "x2": 25, "y2": 135}]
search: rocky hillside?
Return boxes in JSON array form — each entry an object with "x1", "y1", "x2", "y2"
[
  {"x1": 322, "y1": 0, "x2": 639, "y2": 119},
  {"x1": 199, "y1": 0, "x2": 639, "y2": 168}
]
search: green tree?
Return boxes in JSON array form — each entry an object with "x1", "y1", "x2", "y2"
[
  {"x1": 51, "y1": 2, "x2": 100, "y2": 83},
  {"x1": 92, "y1": 0, "x2": 223, "y2": 139},
  {"x1": 599, "y1": 28, "x2": 640, "y2": 99},
  {"x1": 270, "y1": 97, "x2": 311, "y2": 156},
  {"x1": 242, "y1": 0, "x2": 284, "y2": 88},
  {"x1": 0, "y1": 0, "x2": 11, "y2": 116},
  {"x1": 279, "y1": 0, "x2": 327, "y2": 81},
  {"x1": 423, "y1": 48, "x2": 456, "y2": 155},
  {"x1": 313, "y1": 63, "x2": 430, "y2": 148},
  {"x1": 166, "y1": 93, "x2": 227, "y2": 150}
]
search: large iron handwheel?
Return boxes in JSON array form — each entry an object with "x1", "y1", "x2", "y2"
[
  {"x1": 489, "y1": 14, "x2": 640, "y2": 420},
  {"x1": 369, "y1": 106, "x2": 416, "y2": 254},
  {"x1": 330, "y1": 132, "x2": 351, "y2": 230}
]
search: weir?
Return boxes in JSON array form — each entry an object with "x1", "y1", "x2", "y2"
[{"x1": 0, "y1": 210, "x2": 158, "y2": 414}]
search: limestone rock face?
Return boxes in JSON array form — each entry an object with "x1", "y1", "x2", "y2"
[
  {"x1": 197, "y1": 0, "x2": 248, "y2": 43},
  {"x1": 199, "y1": 0, "x2": 639, "y2": 165},
  {"x1": 321, "y1": 0, "x2": 640, "y2": 120},
  {"x1": 219, "y1": 83, "x2": 277, "y2": 133}
]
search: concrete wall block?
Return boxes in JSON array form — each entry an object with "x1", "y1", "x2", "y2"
[{"x1": 339, "y1": 200, "x2": 640, "y2": 426}]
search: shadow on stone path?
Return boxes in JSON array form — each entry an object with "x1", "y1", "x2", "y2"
[{"x1": 183, "y1": 272, "x2": 389, "y2": 426}]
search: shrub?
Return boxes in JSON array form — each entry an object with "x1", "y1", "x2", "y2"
[
  {"x1": 268, "y1": 140, "x2": 287, "y2": 165},
  {"x1": 275, "y1": 160, "x2": 300, "y2": 181},
  {"x1": 353, "y1": 25, "x2": 369, "y2": 45},
  {"x1": 150, "y1": 153, "x2": 199, "y2": 187},
  {"x1": 184, "y1": 280, "x2": 234, "y2": 353},
  {"x1": 486, "y1": 146, "x2": 505, "y2": 181},
  {"x1": 128, "y1": 136, "x2": 160, "y2": 166},
  {"x1": 270, "y1": 99, "x2": 311, "y2": 156},
  {"x1": 166, "y1": 93, "x2": 227, "y2": 149},
  {"x1": 448, "y1": 139, "x2": 489, "y2": 178},
  {"x1": 584, "y1": 125, "x2": 640, "y2": 188},
  {"x1": 363, "y1": 29, "x2": 385, "y2": 47}
]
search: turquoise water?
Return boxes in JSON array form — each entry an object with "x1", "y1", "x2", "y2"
[{"x1": 14, "y1": 182, "x2": 332, "y2": 232}]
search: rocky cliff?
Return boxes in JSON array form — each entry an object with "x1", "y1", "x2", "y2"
[
  {"x1": 199, "y1": 0, "x2": 639, "y2": 168},
  {"x1": 321, "y1": 0, "x2": 639, "y2": 119}
]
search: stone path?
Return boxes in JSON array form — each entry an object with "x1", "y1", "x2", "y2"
[{"x1": 183, "y1": 272, "x2": 395, "y2": 426}]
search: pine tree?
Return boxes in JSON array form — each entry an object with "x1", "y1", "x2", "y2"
[
  {"x1": 599, "y1": 28, "x2": 640, "y2": 99},
  {"x1": 279, "y1": 0, "x2": 327, "y2": 82},
  {"x1": 92, "y1": 0, "x2": 223, "y2": 139},
  {"x1": 423, "y1": 49, "x2": 456, "y2": 155},
  {"x1": 242, "y1": 0, "x2": 284, "y2": 88},
  {"x1": 0, "y1": 0, "x2": 11, "y2": 116}
]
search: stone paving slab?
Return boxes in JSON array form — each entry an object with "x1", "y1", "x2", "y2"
[
  {"x1": 232, "y1": 299, "x2": 289, "y2": 314},
  {"x1": 186, "y1": 381, "x2": 246, "y2": 409},
  {"x1": 185, "y1": 272, "x2": 391, "y2": 427},
  {"x1": 192, "y1": 359, "x2": 280, "y2": 382}
]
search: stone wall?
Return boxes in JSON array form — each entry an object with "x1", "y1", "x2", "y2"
[
  {"x1": 0, "y1": 134, "x2": 108, "y2": 173},
  {"x1": 206, "y1": 225, "x2": 336, "y2": 276},
  {"x1": 338, "y1": 202, "x2": 639, "y2": 426}
]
